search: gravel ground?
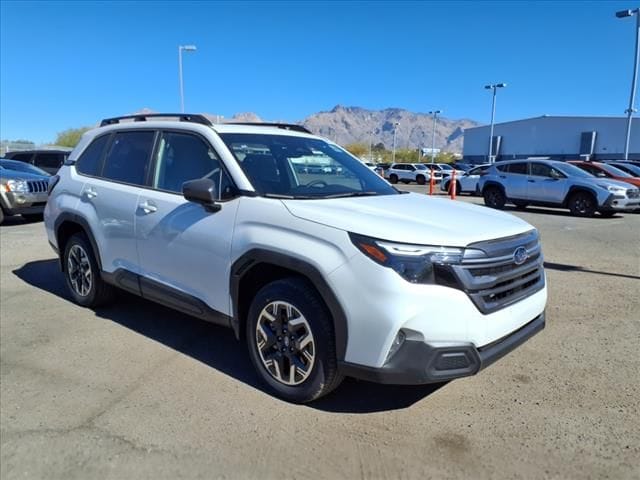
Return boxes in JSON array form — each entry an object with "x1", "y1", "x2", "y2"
[{"x1": 1, "y1": 195, "x2": 639, "y2": 480}]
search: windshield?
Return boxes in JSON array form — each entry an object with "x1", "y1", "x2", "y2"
[
  {"x1": 415, "y1": 164, "x2": 427, "y2": 170},
  {"x1": 439, "y1": 164, "x2": 453, "y2": 170},
  {"x1": 219, "y1": 133, "x2": 398, "y2": 199},
  {"x1": 598, "y1": 163, "x2": 633, "y2": 178},
  {"x1": 0, "y1": 159, "x2": 50, "y2": 176},
  {"x1": 554, "y1": 162, "x2": 594, "y2": 178},
  {"x1": 612, "y1": 163, "x2": 640, "y2": 176}
]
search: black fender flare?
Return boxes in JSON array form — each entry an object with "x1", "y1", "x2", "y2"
[
  {"x1": 481, "y1": 181, "x2": 505, "y2": 195},
  {"x1": 230, "y1": 249, "x2": 349, "y2": 361},
  {"x1": 54, "y1": 212, "x2": 103, "y2": 271},
  {"x1": 564, "y1": 186, "x2": 599, "y2": 207}
]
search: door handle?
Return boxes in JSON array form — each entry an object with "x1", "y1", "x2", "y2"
[
  {"x1": 499, "y1": 175, "x2": 506, "y2": 179},
  {"x1": 527, "y1": 179, "x2": 535, "y2": 183},
  {"x1": 84, "y1": 187, "x2": 97, "y2": 199},
  {"x1": 139, "y1": 200, "x2": 157, "y2": 214}
]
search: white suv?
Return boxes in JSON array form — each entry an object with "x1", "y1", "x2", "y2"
[
  {"x1": 45, "y1": 113, "x2": 547, "y2": 403},
  {"x1": 386, "y1": 163, "x2": 441, "y2": 185}
]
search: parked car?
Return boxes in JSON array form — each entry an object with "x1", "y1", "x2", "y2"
[
  {"x1": 441, "y1": 163, "x2": 491, "y2": 195},
  {"x1": 5, "y1": 149, "x2": 72, "y2": 175},
  {"x1": 453, "y1": 162, "x2": 474, "y2": 172},
  {"x1": 479, "y1": 159, "x2": 640, "y2": 217},
  {"x1": 45, "y1": 113, "x2": 547, "y2": 403},
  {"x1": 425, "y1": 163, "x2": 466, "y2": 182},
  {"x1": 605, "y1": 161, "x2": 640, "y2": 177},
  {"x1": 386, "y1": 163, "x2": 440, "y2": 184},
  {"x1": 568, "y1": 160, "x2": 640, "y2": 189},
  {"x1": 0, "y1": 159, "x2": 51, "y2": 224}
]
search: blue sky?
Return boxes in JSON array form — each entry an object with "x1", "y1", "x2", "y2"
[{"x1": 0, "y1": 0, "x2": 635, "y2": 143}]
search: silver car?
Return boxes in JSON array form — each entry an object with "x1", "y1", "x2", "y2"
[
  {"x1": 0, "y1": 159, "x2": 50, "y2": 224},
  {"x1": 478, "y1": 159, "x2": 640, "y2": 217}
]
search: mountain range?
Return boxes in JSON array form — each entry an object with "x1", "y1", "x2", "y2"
[{"x1": 137, "y1": 106, "x2": 482, "y2": 153}]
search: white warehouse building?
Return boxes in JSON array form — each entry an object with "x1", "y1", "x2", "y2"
[{"x1": 463, "y1": 115, "x2": 639, "y2": 164}]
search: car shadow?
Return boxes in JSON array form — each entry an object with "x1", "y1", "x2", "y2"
[
  {"x1": 12, "y1": 259, "x2": 445, "y2": 413},
  {"x1": 502, "y1": 205, "x2": 624, "y2": 218},
  {"x1": 544, "y1": 261, "x2": 640, "y2": 281}
]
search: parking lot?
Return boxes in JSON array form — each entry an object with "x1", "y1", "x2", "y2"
[{"x1": 1, "y1": 194, "x2": 639, "y2": 480}]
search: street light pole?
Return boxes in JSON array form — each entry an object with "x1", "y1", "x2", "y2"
[
  {"x1": 428, "y1": 110, "x2": 441, "y2": 164},
  {"x1": 617, "y1": 9, "x2": 640, "y2": 161},
  {"x1": 368, "y1": 130, "x2": 373, "y2": 161},
  {"x1": 484, "y1": 83, "x2": 507, "y2": 163},
  {"x1": 392, "y1": 122, "x2": 399, "y2": 163},
  {"x1": 178, "y1": 44, "x2": 197, "y2": 113}
]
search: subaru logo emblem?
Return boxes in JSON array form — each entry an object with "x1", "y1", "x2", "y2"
[{"x1": 513, "y1": 246, "x2": 528, "y2": 265}]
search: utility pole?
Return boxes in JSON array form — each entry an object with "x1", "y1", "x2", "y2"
[
  {"x1": 484, "y1": 83, "x2": 507, "y2": 163},
  {"x1": 617, "y1": 8, "x2": 640, "y2": 160},
  {"x1": 428, "y1": 110, "x2": 441, "y2": 164}
]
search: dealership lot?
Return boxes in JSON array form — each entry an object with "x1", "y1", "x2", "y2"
[{"x1": 1, "y1": 197, "x2": 639, "y2": 480}]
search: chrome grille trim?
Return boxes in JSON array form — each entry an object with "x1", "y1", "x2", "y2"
[
  {"x1": 452, "y1": 230, "x2": 545, "y2": 314},
  {"x1": 27, "y1": 180, "x2": 48, "y2": 193}
]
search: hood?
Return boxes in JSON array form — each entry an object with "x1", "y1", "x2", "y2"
[
  {"x1": 282, "y1": 193, "x2": 534, "y2": 247},
  {"x1": 590, "y1": 178, "x2": 640, "y2": 190},
  {"x1": 0, "y1": 170, "x2": 50, "y2": 181}
]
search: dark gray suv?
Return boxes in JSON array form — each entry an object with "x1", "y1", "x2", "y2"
[{"x1": 0, "y1": 159, "x2": 50, "y2": 224}]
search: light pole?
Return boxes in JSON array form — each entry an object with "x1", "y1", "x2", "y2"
[
  {"x1": 178, "y1": 44, "x2": 197, "y2": 113},
  {"x1": 392, "y1": 122, "x2": 399, "y2": 163},
  {"x1": 368, "y1": 130, "x2": 373, "y2": 161},
  {"x1": 484, "y1": 83, "x2": 507, "y2": 163},
  {"x1": 428, "y1": 110, "x2": 442, "y2": 164},
  {"x1": 617, "y1": 8, "x2": 640, "y2": 161}
]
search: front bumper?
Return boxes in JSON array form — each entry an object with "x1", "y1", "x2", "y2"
[
  {"x1": 2, "y1": 191, "x2": 48, "y2": 215},
  {"x1": 339, "y1": 312, "x2": 545, "y2": 384},
  {"x1": 602, "y1": 194, "x2": 640, "y2": 211}
]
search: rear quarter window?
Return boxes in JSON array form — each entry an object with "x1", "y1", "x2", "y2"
[{"x1": 76, "y1": 135, "x2": 110, "y2": 177}]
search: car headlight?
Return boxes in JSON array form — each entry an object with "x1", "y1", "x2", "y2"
[
  {"x1": 5, "y1": 179, "x2": 29, "y2": 193},
  {"x1": 350, "y1": 233, "x2": 476, "y2": 284},
  {"x1": 598, "y1": 183, "x2": 626, "y2": 194}
]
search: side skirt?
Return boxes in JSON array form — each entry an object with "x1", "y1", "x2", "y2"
[{"x1": 101, "y1": 269, "x2": 232, "y2": 328}]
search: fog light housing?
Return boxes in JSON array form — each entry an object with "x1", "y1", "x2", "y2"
[{"x1": 385, "y1": 330, "x2": 406, "y2": 362}]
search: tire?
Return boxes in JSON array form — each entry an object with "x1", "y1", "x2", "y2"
[
  {"x1": 599, "y1": 210, "x2": 617, "y2": 218},
  {"x1": 513, "y1": 201, "x2": 528, "y2": 209},
  {"x1": 246, "y1": 278, "x2": 343, "y2": 403},
  {"x1": 63, "y1": 233, "x2": 115, "y2": 308},
  {"x1": 454, "y1": 181, "x2": 461, "y2": 195},
  {"x1": 22, "y1": 213, "x2": 44, "y2": 222},
  {"x1": 568, "y1": 191, "x2": 596, "y2": 217},
  {"x1": 389, "y1": 174, "x2": 398, "y2": 184},
  {"x1": 483, "y1": 186, "x2": 506, "y2": 209},
  {"x1": 0, "y1": 208, "x2": 4, "y2": 225},
  {"x1": 416, "y1": 175, "x2": 426, "y2": 185}
]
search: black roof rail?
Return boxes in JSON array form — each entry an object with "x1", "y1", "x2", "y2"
[
  {"x1": 223, "y1": 122, "x2": 312, "y2": 134},
  {"x1": 100, "y1": 113, "x2": 213, "y2": 127}
]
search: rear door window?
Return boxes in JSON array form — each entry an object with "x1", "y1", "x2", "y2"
[
  {"x1": 34, "y1": 153, "x2": 63, "y2": 170},
  {"x1": 530, "y1": 163, "x2": 553, "y2": 177},
  {"x1": 102, "y1": 131, "x2": 155, "y2": 186},
  {"x1": 507, "y1": 162, "x2": 528, "y2": 175}
]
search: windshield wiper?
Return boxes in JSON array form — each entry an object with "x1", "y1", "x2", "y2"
[
  {"x1": 263, "y1": 193, "x2": 317, "y2": 199},
  {"x1": 322, "y1": 191, "x2": 380, "y2": 199}
]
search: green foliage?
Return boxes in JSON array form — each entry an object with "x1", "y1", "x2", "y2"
[
  {"x1": 344, "y1": 143, "x2": 369, "y2": 158},
  {"x1": 55, "y1": 127, "x2": 91, "y2": 148}
]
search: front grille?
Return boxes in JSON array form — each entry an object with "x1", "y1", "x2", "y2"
[
  {"x1": 27, "y1": 180, "x2": 48, "y2": 193},
  {"x1": 449, "y1": 230, "x2": 545, "y2": 314},
  {"x1": 627, "y1": 189, "x2": 640, "y2": 199}
]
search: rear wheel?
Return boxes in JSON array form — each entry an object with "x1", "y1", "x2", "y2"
[
  {"x1": 63, "y1": 233, "x2": 115, "y2": 307},
  {"x1": 246, "y1": 278, "x2": 343, "y2": 403},
  {"x1": 483, "y1": 187, "x2": 506, "y2": 209},
  {"x1": 568, "y1": 192, "x2": 596, "y2": 217},
  {"x1": 416, "y1": 175, "x2": 426, "y2": 185},
  {"x1": 0, "y1": 208, "x2": 4, "y2": 225},
  {"x1": 389, "y1": 174, "x2": 398, "y2": 184}
]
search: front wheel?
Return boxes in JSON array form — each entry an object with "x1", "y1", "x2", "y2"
[
  {"x1": 483, "y1": 187, "x2": 506, "y2": 209},
  {"x1": 389, "y1": 174, "x2": 398, "y2": 184},
  {"x1": 568, "y1": 192, "x2": 596, "y2": 217},
  {"x1": 416, "y1": 175, "x2": 426, "y2": 185},
  {"x1": 246, "y1": 278, "x2": 343, "y2": 403}
]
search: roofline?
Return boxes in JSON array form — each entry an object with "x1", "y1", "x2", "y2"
[{"x1": 466, "y1": 115, "x2": 629, "y2": 130}]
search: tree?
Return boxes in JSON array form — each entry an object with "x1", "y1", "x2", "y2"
[
  {"x1": 55, "y1": 127, "x2": 91, "y2": 148},
  {"x1": 344, "y1": 143, "x2": 369, "y2": 158}
]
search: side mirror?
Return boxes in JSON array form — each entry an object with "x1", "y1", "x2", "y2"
[
  {"x1": 182, "y1": 178, "x2": 221, "y2": 212},
  {"x1": 550, "y1": 170, "x2": 562, "y2": 179}
]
